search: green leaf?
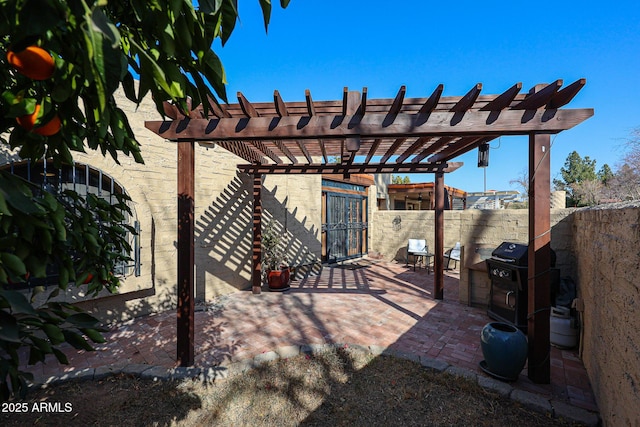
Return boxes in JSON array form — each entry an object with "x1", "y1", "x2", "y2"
[
  {"x1": 28, "y1": 347, "x2": 45, "y2": 365},
  {"x1": 258, "y1": 0, "x2": 272, "y2": 32},
  {"x1": 0, "y1": 311, "x2": 20, "y2": 343},
  {"x1": 52, "y1": 348, "x2": 69, "y2": 365},
  {"x1": 65, "y1": 313, "x2": 101, "y2": 329},
  {"x1": 0, "y1": 191, "x2": 11, "y2": 216},
  {"x1": 200, "y1": 0, "x2": 223, "y2": 14},
  {"x1": 220, "y1": 0, "x2": 238, "y2": 45},
  {"x1": 81, "y1": 328, "x2": 106, "y2": 344},
  {"x1": 42, "y1": 323, "x2": 65, "y2": 345},
  {"x1": 0, "y1": 290, "x2": 36, "y2": 315},
  {"x1": 280, "y1": 0, "x2": 291, "y2": 7},
  {"x1": 1, "y1": 253, "x2": 27, "y2": 276},
  {"x1": 62, "y1": 330, "x2": 94, "y2": 351},
  {"x1": 29, "y1": 335, "x2": 53, "y2": 353}
]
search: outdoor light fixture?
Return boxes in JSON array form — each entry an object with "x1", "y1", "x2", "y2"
[{"x1": 478, "y1": 142, "x2": 490, "y2": 168}]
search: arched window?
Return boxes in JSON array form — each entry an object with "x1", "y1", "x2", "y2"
[{"x1": 2, "y1": 159, "x2": 140, "y2": 285}]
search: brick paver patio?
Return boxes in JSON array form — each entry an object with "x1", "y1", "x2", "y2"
[{"x1": 24, "y1": 259, "x2": 598, "y2": 413}]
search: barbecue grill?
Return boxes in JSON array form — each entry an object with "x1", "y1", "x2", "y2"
[
  {"x1": 485, "y1": 242, "x2": 531, "y2": 331},
  {"x1": 485, "y1": 241, "x2": 559, "y2": 332}
]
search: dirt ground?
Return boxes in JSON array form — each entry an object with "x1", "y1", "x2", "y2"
[{"x1": 1, "y1": 348, "x2": 585, "y2": 426}]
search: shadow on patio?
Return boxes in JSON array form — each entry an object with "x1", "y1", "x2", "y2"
[{"x1": 23, "y1": 260, "x2": 597, "y2": 416}]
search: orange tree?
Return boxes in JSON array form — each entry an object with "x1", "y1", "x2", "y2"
[{"x1": 0, "y1": 0, "x2": 290, "y2": 400}]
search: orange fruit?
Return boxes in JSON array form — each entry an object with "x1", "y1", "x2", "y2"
[
  {"x1": 16, "y1": 104, "x2": 61, "y2": 136},
  {"x1": 6, "y1": 46, "x2": 55, "y2": 80}
]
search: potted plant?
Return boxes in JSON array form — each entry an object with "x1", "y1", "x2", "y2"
[{"x1": 262, "y1": 221, "x2": 290, "y2": 291}]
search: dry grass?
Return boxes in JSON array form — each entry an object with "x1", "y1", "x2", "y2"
[{"x1": 2, "y1": 348, "x2": 584, "y2": 426}]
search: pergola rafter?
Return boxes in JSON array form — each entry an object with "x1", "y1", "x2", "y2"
[{"x1": 145, "y1": 79, "x2": 594, "y2": 386}]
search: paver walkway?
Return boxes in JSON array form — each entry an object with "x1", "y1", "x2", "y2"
[{"x1": 24, "y1": 259, "x2": 598, "y2": 415}]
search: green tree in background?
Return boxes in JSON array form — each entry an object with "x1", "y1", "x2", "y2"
[
  {"x1": 392, "y1": 175, "x2": 411, "y2": 184},
  {"x1": 554, "y1": 151, "x2": 617, "y2": 206},
  {"x1": 597, "y1": 164, "x2": 614, "y2": 185},
  {"x1": 0, "y1": 0, "x2": 290, "y2": 400},
  {"x1": 553, "y1": 151, "x2": 598, "y2": 206}
]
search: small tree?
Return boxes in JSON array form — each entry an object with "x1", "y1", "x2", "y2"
[{"x1": 0, "y1": 0, "x2": 290, "y2": 400}]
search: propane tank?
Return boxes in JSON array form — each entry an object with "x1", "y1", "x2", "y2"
[{"x1": 550, "y1": 306, "x2": 579, "y2": 348}]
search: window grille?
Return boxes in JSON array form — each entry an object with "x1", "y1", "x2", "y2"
[{"x1": 3, "y1": 159, "x2": 141, "y2": 286}]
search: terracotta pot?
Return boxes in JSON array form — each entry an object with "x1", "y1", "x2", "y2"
[{"x1": 267, "y1": 267, "x2": 290, "y2": 291}]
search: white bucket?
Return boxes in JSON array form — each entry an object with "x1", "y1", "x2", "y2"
[{"x1": 550, "y1": 306, "x2": 579, "y2": 349}]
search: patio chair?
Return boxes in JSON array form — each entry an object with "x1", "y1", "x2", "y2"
[
  {"x1": 406, "y1": 239, "x2": 433, "y2": 272},
  {"x1": 444, "y1": 242, "x2": 461, "y2": 270}
]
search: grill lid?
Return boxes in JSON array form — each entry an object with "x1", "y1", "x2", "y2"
[{"x1": 491, "y1": 242, "x2": 528, "y2": 265}]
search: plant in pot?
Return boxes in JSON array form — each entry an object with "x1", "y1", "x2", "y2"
[{"x1": 262, "y1": 221, "x2": 290, "y2": 291}]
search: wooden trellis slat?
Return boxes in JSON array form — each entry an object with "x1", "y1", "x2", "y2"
[
  {"x1": 358, "y1": 87, "x2": 368, "y2": 115},
  {"x1": 272, "y1": 139, "x2": 297, "y2": 163},
  {"x1": 297, "y1": 140, "x2": 313, "y2": 163},
  {"x1": 380, "y1": 137, "x2": 407, "y2": 163},
  {"x1": 305, "y1": 89, "x2": 316, "y2": 116},
  {"x1": 413, "y1": 136, "x2": 456, "y2": 163},
  {"x1": 481, "y1": 83, "x2": 522, "y2": 111},
  {"x1": 206, "y1": 95, "x2": 232, "y2": 118},
  {"x1": 364, "y1": 138, "x2": 382, "y2": 163},
  {"x1": 450, "y1": 83, "x2": 482, "y2": 112},
  {"x1": 385, "y1": 85, "x2": 407, "y2": 122},
  {"x1": 249, "y1": 140, "x2": 282, "y2": 164},
  {"x1": 428, "y1": 136, "x2": 492, "y2": 163},
  {"x1": 216, "y1": 141, "x2": 265, "y2": 164},
  {"x1": 162, "y1": 101, "x2": 181, "y2": 119},
  {"x1": 274, "y1": 90, "x2": 289, "y2": 117},
  {"x1": 513, "y1": 80, "x2": 563, "y2": 110},
  {"x1": 547, "y1": 78, "x2": 586, "y2": 109},
  {"x1": 238, "y1": 92, "x2": 259, "y2": 117},
  {"x1": 418, "y1": 84, "x2": 444, "y2": 115},
  {"x1": 396, "y1": 136, "x2": 431, "y2": 163}
]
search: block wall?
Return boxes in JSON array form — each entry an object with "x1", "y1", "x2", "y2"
[{"x1": 571, "y1": 202, "x2": 640, "y2": 426}]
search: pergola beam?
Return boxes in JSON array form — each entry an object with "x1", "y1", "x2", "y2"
[
  {"x1": 145, "y1": 109, "x2": 594, "y2": 142},
  {"x1": 236, "y1": 161, "x2": 463, "y2": 175}
]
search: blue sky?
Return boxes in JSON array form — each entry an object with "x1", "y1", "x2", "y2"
[{"x1": 212, "y1": 1, "x2": 640, "y2": 193}]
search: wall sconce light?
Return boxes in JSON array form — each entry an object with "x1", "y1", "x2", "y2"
[{"x1": 478, "y1": 142, "x2": 490, "y2": 168}]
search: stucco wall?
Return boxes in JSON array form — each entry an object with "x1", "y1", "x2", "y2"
[
  {"x1": 572, "y1": 202, "x2": 640, "y2": 426},
  {"x1": 370, "y1": 209, "x2": 575, "y2": 305}
]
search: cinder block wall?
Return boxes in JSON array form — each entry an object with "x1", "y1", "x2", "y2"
[{"x1": 572, "y1": 202, "x2": 640, "y2": 426}]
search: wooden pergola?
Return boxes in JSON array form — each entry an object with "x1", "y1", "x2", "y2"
[{"x1": 145, "y1": 79, "x2": 593, "y2": 384}]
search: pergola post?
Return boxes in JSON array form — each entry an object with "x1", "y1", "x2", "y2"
[
  {"x1": 252, "y1": 174, "x2": 263, "y2": 294},
  {"x1": 177, "y1": 139, "x2": 195, "y2": 366},
  {"x1": 527, "y1": 133, "x2": 552, "y2": 383},
  {"x1": 434, "y1": 172, "x2": 444, "y2": 300}
]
